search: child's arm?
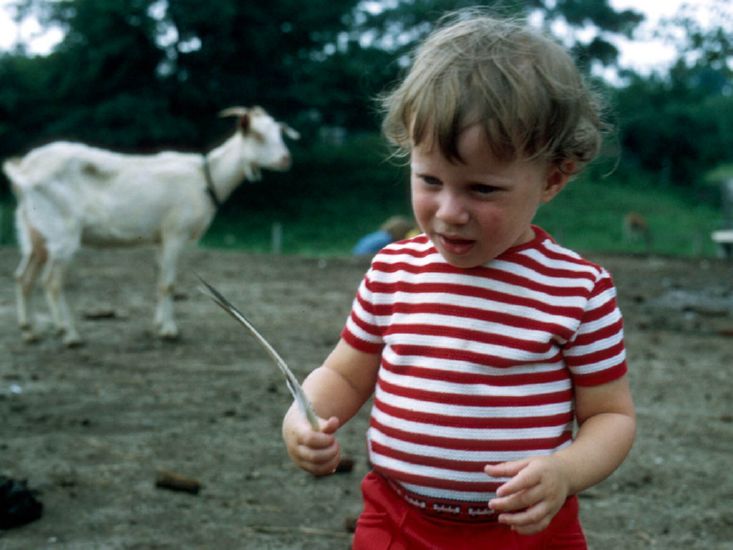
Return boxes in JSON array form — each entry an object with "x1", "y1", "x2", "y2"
[
  {"x1": 485, "y1": 375, "x2": 636, "y2": 535},
  {"x1": 282, "y1": 338, "x2": 381, "y2": 476}
]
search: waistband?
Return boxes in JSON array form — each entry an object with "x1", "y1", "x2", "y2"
[{"x1": 384, "y1": 475, "x2": 499, "y2": 523}]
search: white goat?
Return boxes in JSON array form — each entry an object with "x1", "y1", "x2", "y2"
[{"x1": 3, "y1": 106, "x2": 299, "y2": 346}]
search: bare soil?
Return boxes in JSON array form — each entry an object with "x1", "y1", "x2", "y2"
[{"x1": 1, "y1": 246, "x2": 732, "y2": 549}]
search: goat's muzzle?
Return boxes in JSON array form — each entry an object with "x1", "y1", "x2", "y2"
[{"x1": 273, "y1": 154, "x2": 292, "y2": 171}]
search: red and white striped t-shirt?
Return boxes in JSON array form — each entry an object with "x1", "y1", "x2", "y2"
[{"x1": 341, "y1": 226, "x2": 627, "y2": 515}]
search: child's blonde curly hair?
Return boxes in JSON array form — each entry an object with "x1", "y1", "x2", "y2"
[{"x1": 381, "y1": 10, "x2": 607, "y2": 173}]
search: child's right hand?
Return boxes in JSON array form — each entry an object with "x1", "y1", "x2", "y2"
[{"x1": 282, "y1": 404, "x2": 341, "y2": 476}]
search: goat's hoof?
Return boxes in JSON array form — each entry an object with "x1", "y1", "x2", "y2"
[
  {"x1": 21, "y1": 330, "x2": 40, "y2": 344},
  {"x1": 158, "y1": 327, "x2": 179, "y2": 341},
  {"x1": 63, "y1": 334, "x2": 84, "y2": 348}
]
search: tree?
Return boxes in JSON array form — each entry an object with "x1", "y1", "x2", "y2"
[
  {"x1": 352, "y1": 0, "x2": 643, "y2": 71},
  {"x1": 3, "y1": 0, "x2": 645, "y2": 144},
  {"x1": 611, "y1": 1, "x2": 733, "y2": 186}
]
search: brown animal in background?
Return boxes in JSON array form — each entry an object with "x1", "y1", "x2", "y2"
[{"x1": 623, "y1": 211, "x2": 652, "y2": 253}]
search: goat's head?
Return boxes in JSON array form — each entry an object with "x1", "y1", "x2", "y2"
[{"x1": 219, "y1": 106, "x2": 299, "y2": 181}]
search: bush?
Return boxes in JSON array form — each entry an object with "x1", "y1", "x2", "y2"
[{"x1": 202, "y1": 133, "x2": 413, "y2": 254}]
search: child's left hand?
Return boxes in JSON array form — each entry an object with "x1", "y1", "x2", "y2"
[{"x1": 485, "y1": 456, "x2": 570, "y2": 535}]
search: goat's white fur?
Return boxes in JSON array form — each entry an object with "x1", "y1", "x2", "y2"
[{"x1": 4, "y1": 106, "x2": 298, "y2": 346}]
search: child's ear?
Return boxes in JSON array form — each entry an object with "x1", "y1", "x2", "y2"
[{"x1": 541, "y1": 161, "x2": 574, "y2": 203}]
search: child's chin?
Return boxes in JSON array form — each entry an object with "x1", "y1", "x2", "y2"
[{"x1": 439, "y1": 249, "x2": 486, "y2": 269}]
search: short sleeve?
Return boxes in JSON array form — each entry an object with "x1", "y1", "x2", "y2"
[
  {"x1": 340, "y1": 267, "x2": 385, "y2": 354},
  {"x1": 563, "y1": 270, "x2": 628, "y2": 386}
]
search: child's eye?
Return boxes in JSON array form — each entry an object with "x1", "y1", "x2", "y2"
[
  {"x1": 420, "y1": 175, "x2": 442, "y2": 187},
  {"x1": 470, "y1": 183, "x2": 499, "y2": 196}
]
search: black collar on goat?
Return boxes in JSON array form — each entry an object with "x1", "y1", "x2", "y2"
[{"x1": 201, "y1": 154, "x2": 221, "y2": 208}]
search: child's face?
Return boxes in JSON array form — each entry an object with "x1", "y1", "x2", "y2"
[{"x1": 410, "y1": 124, "x2": 567, "y2": 268}]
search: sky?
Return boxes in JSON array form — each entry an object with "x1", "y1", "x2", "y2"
[
  {"x1": 607, "y1": 0, "x2": 729, "y2": 73},
  {"x1": 0, "y1": 0, "x2": 64, "y2": 53},
  {"x1": 0, "y1": 0, "x2": 730, "y2": 76}
]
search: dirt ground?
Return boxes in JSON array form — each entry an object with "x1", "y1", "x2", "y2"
[{"x1": 0, "y1": 245, "x2": 732, "y2": 550}]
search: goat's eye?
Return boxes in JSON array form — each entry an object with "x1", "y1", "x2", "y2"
[{"x1": 251, "y1": 130, "x2": 266, "y2": 143}]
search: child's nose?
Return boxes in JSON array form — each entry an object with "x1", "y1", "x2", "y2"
[{"x1": 436, "y1": 192, "x2": 470, "y2": 225}]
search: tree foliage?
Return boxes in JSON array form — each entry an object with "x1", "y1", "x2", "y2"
[
  {"x1": 0, "y1": 0, "x2": 731, "y2": 199},
  {"x1": 611, "y1": 2, "x2": 733, "y2": 186},
  {"x1": 1, "y1": 0, "x2": 640, "y2": 147}
]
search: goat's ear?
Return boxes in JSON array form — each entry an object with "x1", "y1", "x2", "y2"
[
  {"x1": 239, "y1": 113, "x2": 251, "y2": 133},
  {"x1": 282, "y1": 124, "x2": 300, "y2": 140}
]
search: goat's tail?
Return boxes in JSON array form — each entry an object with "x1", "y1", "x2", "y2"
[
  {"x1": 13, "y1": 188, "x2": 54, "y2": 259},
  {"x1": 6, "y1": 157, "x2": 33, "y2": 254},
  {"x1": 14, "y1": 203, "x2": 33, "y2": 256},
  {"x1": 2, "y1": 157, "x2": 26, "y2": 198}
]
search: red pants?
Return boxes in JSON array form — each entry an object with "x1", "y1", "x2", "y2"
[{"x1": 353, "y1": 472, "x2": 587, "y2": 550}]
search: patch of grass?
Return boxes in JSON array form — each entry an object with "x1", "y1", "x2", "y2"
[
  {"x1": 535, "y1": 172, "x2": 723, "y2": 257},
  {"x1": 0, "y1": 136, "x2": 727, "y2": 259},
  {"x1": 704, "y1": 163, "x2": 733, "y2": 186},
  {"x1": 201, "y1": 133, "x2": 413, "y2": 255},
  {"x1": 0, "y1": 199, "x2": 16, "y2": 246},
  {"x1": 203, "y1": 162, "x2": 725, "y2": 258},
  {"x1": 202, "y1": 196, "x2": 413, "y2": 255}
]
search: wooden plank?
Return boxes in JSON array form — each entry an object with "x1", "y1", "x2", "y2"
[{"x1": 711, "y1": 229, "x2": 733, "y2": 243}]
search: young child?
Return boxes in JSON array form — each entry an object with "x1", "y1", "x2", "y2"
[
  {"x1": 352, "y1": 215, "x2": 415, "y2": 256},
  {"x1": 282, "y1": 10, "x2": 635, "y2": 549}
]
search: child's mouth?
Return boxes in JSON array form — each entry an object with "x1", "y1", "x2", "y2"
[{"x1": 438, "y1": 234, "x2": 474, "y2": 255}]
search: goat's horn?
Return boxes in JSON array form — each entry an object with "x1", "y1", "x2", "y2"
[
  {"x1": 218, "y1": 107, "x2": 249, "y2": 118},
  {"x1": 282, "y1": 124, "x2": 300, "y2": 140}
]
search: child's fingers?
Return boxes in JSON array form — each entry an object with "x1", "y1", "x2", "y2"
[
  {"x1": 495, "y1": 500, "x2": 553, "y2": 535},
  {"x1": 496, "y1": 475, "x2": 537, "y2": 498},
  {"x1": 318, "y1": 415, "x2": 340, "y2": 434},
  {"x1": 288, "y1": 422, "x2": 340, "y2": 472},
  {"x1": 297, "y1": 416, "x2": 339, "y2": 447},
  {"x1": 297, "y1": 429, "x2": 335, "y2": 451},
  {"x1": 286, "y1": 414, "x2": 342, "y2": 476},
  {"x1": 484, "y1": 460, "x2": 534, "y2": 498},
  {"x1": 295, "y1": 441, "x2": 341, "y2": 476},
  {"x1": 484, "y1": 459, "x2": 529, "y2": 479},
  {"x1": 489, "y1": 483, "x2": 543, "y2": 513},
  {"x1": 287, "y1": 410, "x2": 335, "y2": 443}
]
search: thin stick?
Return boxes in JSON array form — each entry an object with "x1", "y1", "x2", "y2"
[{"x1": 197, "y1": 276, "x2": 320, "y2": 431}]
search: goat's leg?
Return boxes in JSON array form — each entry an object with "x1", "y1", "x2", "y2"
[
  {"x1": 155, "y1": 236, "x2": 186, "y2": 339},
  {"x1": 14, "y1": 207, "x2": 47, "y2": 342},
  {"x1": 42, "y1": 257, "x2": 82, "y2": 347},
  {"x1": 15, "y1": 251, "x2": 45, "y2": 342}
]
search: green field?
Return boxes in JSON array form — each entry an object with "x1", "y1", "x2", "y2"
[
  {"x1": 199, "y1": 138, "x2": 728, "y2": 258},
  {"x1": 0, "y1": 139, "x2": 728, "y2": 259}
]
